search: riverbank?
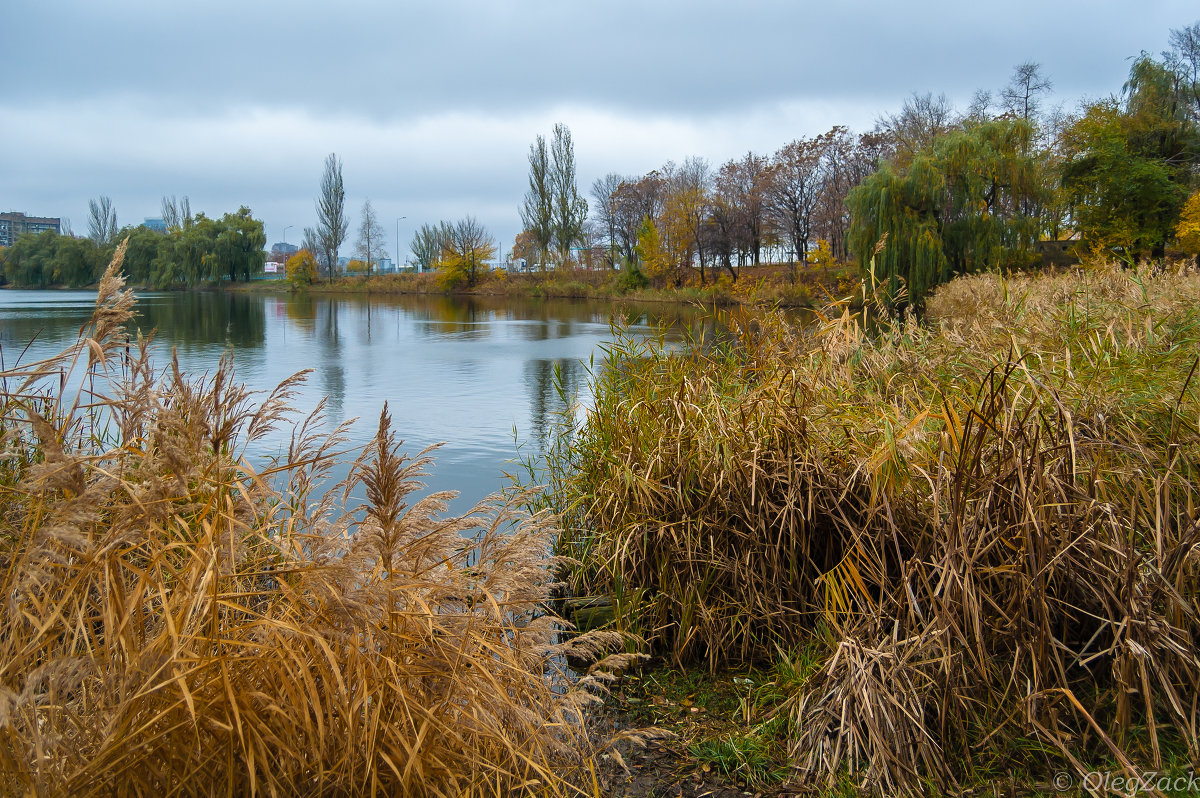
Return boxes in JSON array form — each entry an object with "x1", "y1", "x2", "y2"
[
  {"x1": 242, "y1": 262, "x2": 858, "y2": 309},
  {"x1": 545, "y1": 260, "x2": 1200, "y2": 795}
]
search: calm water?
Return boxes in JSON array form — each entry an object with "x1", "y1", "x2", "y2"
[{"x1": 0, "y1": 289, "x2": 710, "y2": 513}]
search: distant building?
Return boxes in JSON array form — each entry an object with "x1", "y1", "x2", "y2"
[
  {"x1": 0, "y1": 211, "x2": 61, "y2": 247},
  {"x1": 270, "y1": 242, "x2": 299, "y2": 257},
  {"x1": 142, "y1": 217, "x2": 167, "y2": 233}
]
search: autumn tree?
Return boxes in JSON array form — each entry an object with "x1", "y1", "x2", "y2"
[
  {"x1": 767, "y1": 136, "x2": 827, "y2": 282},
  {"x1": 1061, "y1": 53, "x2": 1199, "y2": 258},
  {"x1": 285, "y1": 250, "x2": 319, "y2": 287},
  {"x1": 715, "y1": 153, "x2": 771, "y2": 266},
  {"x1": 590, "y1": 173, "x2": 627, "y2": 268},
  {"x1": 663, "y1": 157, "x2": 712, "y2": 283},
  {"x1": 316, "y1": 153, "x2": 348, "y2": 282},
  {"x1": 87, "y1": 196, "x2": 118, "y2": 246},
  {"x1": 354, "y1": 199, "x2": 389, "y2": 277},
  {"x1": 550, "y1": 123, "x2": 588, "y2": 266},
  {"x1": 436, "y1": 217, "x2": 495, "y2": 289},
  {"x1": 520, "y1": 134, "x2": 554, "y2": 270},
  {"x1": 1175, "y1": 191, "x2": 1200, "y2": 258}
]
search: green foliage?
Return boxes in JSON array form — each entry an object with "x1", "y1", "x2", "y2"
[
  {"x1": 847, "y1": 118, "x2": 1045, "y2": 306},
  {"x1": 1, "y1": 230, "x2": 107, "y2": 287},
  {"x1": 89, "y1": 208, "x2": 267, "y2": 289},
  {"x1": 1061, "y1": 55, "x2": 1200, "y2": 258},
  {"x1": 614, "y1": 261, "x2": 649, "y2": 292},
  {"x1": 1061, "y1": 99, "x2": 1194, "y2": 257}
]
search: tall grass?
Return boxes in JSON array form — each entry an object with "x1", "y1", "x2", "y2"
[
  {"x1": 0, "y1": 245, "x2": 610, "y2": 796},
  {"x1": 547, "y1": 261, "x2": 1200, "y2": 791}
]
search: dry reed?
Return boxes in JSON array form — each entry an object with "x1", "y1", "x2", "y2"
[
  {"x1": 0, "y1": 245, "x2": 609, "y2": 796},
  {"x1": 549, "y1": 262, "x2": 1200, "y2": 792}
]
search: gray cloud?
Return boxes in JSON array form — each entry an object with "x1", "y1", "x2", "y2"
[{"x1": 2, "y1": 0, "x2": 1196, "y2": 257}]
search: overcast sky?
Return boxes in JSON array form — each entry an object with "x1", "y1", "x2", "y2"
[{"x1": 2, "y1": 1, "x2": 1196, "y2": 261}]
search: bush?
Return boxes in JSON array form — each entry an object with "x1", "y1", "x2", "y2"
[{"x1": 614, "y1": 262, "x2": 649, "y2": 292}]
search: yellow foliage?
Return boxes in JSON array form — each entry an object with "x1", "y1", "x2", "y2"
[
  {"x1": 1176, "y1": 191, "x2": 1200, "y2": 256},
  {"x1": 284, "y1": 250, "x2": 318, "y2": 287}
]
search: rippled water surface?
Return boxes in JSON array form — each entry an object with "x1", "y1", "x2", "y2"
[{"x1": 0, "y1": 289, "x2": 711, "y2": 512}]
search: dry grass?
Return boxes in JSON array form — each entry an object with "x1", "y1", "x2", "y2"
[
  {"x1": 548, "y1": 261, "x2": 1200, "y2": 792},
  {"x1": 0, "y1": 245, "x2": 612, "y2": 796}
]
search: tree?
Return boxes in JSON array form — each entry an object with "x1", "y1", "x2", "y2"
[
  {"x1": 1176, "y1": 190, "x2": 1200, "y2": 257},
  {"x1": 301, "y1": 227, "x2": 330, "y2": 277},
  {"x1": 410, "y1": 222, "x2": 447, "y2": 272},
  {"x1": 877, "y1": 92, "x2": 956, "y2": 167},
  {"x1": 436, "y1": 217, "x2": 495, "y2": 289},
  {"x1": 848, "y1": 118, "x2": 1045, "y2": 306},
  {"x1": 213, "y1": 207, "x2": 266, "y2": 282},
  {"x1": 315, "y1": 153, "x2": 348, "y2": 282},
  {"x1": 767, "y1": 136, "x2": 827, "y2": 282},
  {"x1": 285, "y1": 250, "x2": 319, "y2": 287},
  {"x1": 1001, "y1": 61, "x2": 1053, "y2": 123},
  {"x1": 550, "y1": 123, "x2": 588, "y2": 266},
  {"x1": 590, "y1": 173, "x2": 627, "y2": 269},
  {"x1": 1061, "y1": 52, "x2": 1199, "y2": 258},
  {"x1": 87, "y1": 196, "x2": 118, "y2": 246},
  {"x1": 161, "y1": 195, "x2": 192, "y2": 233},
  {"x1": 354, "y1": 199, "x2": 388, "y2": 277},
  {"x1": 715, "y1": 153, "x2": 771, "y2": 266},
  {"x1": 519, "y1": 134, "x2": 554, "y2": 270}
]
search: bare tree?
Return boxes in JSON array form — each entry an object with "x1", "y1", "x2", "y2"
[
  {"x1": 87, "y1": 196, "x2": 118, "y2": 246},
  {"x1": 877, "y1": 92, "x2": 956, "y2": 165},
  {"x1": 590, "y1": 173, "x2": 627, "y2": 269},
  {"x1": 160, "y1": 195, "x2": 191, "y2": 233},
  {"x1": 1001, "y1": 61, "x2": 1053, "y2": 122},
  {"x1": 315, "y1": 153, "x2": 348, "y2": 283},
  {"x1": 301, "y1": 226, "x2": 330, "y2": 275},
  {"x1": 1166, "y1": 22, "x2": 1200, "y2": 118},
  {"x1": 354, "y1": 199, "x2": 389, "y2": 277},
  {"x1": 767, "y1": 136, "x2": 827, "y2": 281}
]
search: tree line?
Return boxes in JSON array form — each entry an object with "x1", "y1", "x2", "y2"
[
  {"x1": 0, "y1": 196, "x2": 266, "y2": 289},
  {"x1": 513, "y1": 21, "x2": 1200, "y2": 305}
]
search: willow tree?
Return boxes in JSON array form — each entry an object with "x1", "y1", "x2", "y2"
[{"x1": 848, "y1": 118, "x2": 1044, "y2": 306}]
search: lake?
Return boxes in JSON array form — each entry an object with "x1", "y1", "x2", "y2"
[{"x1": 0, "y1": 288, "x2": 711, "y2": 513}]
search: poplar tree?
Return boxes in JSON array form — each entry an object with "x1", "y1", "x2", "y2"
[
  {"x1": 549, "y1": 123, "x2": 588, "y2": 266},
  {"x1": 316, "y1": 153, "x2": 347, "y2": 282},
  {"x1": 519, "y1": 135, "x2": 553, "y2": 270}
]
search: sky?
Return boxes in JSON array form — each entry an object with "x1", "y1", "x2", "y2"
[{"x1": 2, "y1": 0, "x2": 1197, "y2": 262}]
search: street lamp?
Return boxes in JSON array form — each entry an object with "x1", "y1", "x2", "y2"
[
  {"x1": 282, "y1": 225, "x2": 293, "y2": 244},
  {"x1": 395, "y1": 216, "x2": 407, "y2": 273}
]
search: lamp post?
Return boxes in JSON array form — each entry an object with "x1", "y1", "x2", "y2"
[
  {"x1": 395, "y1": 216, "x2": 406, "y2": 272},
  {"x1": 282, "y1": 225, "x2": 293, "y2": 245}
]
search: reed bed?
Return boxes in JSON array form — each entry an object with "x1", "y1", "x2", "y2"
[
  {"x1": 0, "y1": 245, "x2": 611, "y2": 797},
  {"x1": 549, "y1": 262, "x2": 1200, "y2": 792}
]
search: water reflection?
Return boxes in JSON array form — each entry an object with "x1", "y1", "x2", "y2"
[{"x1": 0, "y1": 288, "x2": 719, "y2": 512}]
